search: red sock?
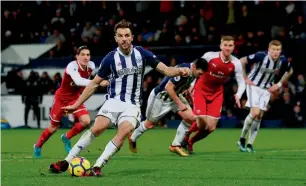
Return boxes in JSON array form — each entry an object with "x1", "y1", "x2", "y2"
[
  {"x1": 189, "y1": 130, "x2": 210, "y2": 145},
  {"x1": 189, "y1": 122, "x2": 198, "y2": 133},
  {"x1": 36, "y1": 129, "x2": 53, "y2": 148},
  {"x1": 66, "y1": 122, "x2": 86, "y2": 139}
]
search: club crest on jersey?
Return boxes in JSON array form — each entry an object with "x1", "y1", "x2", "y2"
[
  {"x1": 174, "y1": 76, "x2": 181, "y2": 81},
  {"x1": 249, "y1": 54, "x2": 255, "y2": 59},
  {"x1": 70, "y1": 82, "x2": 76, "y2": 87},
  {"x1": 136, "y1": 57, "x2": 142, "y2": 64}
]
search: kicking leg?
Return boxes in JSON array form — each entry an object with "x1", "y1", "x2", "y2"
[{"x1": 49, "y1": 115, "x2": 110, "y2": 173}]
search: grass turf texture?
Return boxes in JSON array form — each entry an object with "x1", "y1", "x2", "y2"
[{"x1": 2, "y1": 129, "x2": 306, "y2": 186}]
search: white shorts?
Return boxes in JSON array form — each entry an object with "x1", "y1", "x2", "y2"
[
  {"x1": 146, "y1": 89, "x2": 190, "y2": 123},
  {"x1": 246, "y1": 84, "x2": 271, "y2": 111},
  {"x1": 97, "y1": 98, "x2": 141, "y2": 129}
]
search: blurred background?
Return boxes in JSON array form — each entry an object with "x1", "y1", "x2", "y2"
[{"x1": 1, "y1": 1, "x2": 306, "y2": 129}]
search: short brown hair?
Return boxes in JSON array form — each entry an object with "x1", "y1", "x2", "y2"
[
  {"x1": 114, "y1": 19, "x2": 133, "y2": 34},
  {"x1": 77, "y1": 45, "x2": 89, "y2": 55},
  {"x1": 269, "y1": 40, "x2": 282, "y2": 47},
  {"x1": 221, "y1": 35, "x2": 235, "y2": 42}
]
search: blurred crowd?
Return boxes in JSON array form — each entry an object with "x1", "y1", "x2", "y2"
[
  {"x1": 2, "y1": 1, "x2": 306, "y2": 57},
  {"x1": 2, "y1": 1, "x2": 306, "y2": 127}
]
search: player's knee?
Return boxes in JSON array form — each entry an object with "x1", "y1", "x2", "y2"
[
  {"x1": 80, "y1": 117, "x2": 91, "y2": 127},
  {"x1": 207, "y1": 125, "x2": 216, "y2": 133},
  {"x1": 91, "y1": 116, "x2": 111, "y2": 136},
  {"x1": 251, "y1": 109, "x2": 260, "y2": 118},
  {"x1": 48, "y1": 122, "x2": 59, "y2": 133}
]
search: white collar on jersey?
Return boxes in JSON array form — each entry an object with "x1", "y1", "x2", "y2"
[
  {"x1": 117, "y1": 45, "x2": 133, "y2": 56},
  {"x1": 76, "y1": 60, "x2": 87, "y2": 71},
  {"x1": 219, "y1": 52, "x2": 232, "y2": 63}
]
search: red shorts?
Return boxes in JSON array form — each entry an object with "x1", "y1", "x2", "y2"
[
  {"x1": 193, "y1": 88, "x2": 223, "y2": 119},
  {"x1": 49, "y1": 97, "x2": 88, "y2": 124}
]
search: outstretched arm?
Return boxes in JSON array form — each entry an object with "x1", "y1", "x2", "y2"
[
  {"x1": 136, "y1": 46, "x2": 189, "y2": 77},
  {"x1": 70, "y1": 75, "x2": 103, "y2": 109},
  {"x1": 155, "y1": 62, "x2": 189, "y2": 77}
]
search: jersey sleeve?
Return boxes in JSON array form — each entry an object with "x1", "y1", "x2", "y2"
[
  {"x1": 246, "y1": 52, "x2": 266, "y2": 64},
  {"x1": 233, "y1": 59, "x2": 246, "y2": 99},
  {"x1": 136, "y1": 46, "x2": 160, "y2": 69},
  {"x1": 88, "y1": 61, "x2": 96, "y2": 73},
  {"x1": 169, "y1": 76, "x2": 183, "y2": 86},
  {"x1": 169, "y1": 63, "x2": 188, "y2": 85},
  {"x1": 97, "y1": 52, "x2": 113, "y2": 79},
  {"x1": 66, "y1": 62, "x2": 91, "y2": 86},
  {"x1": 201, "y1": 52, "x2": 215, "y2": 62},
  {"x1": 280, "y1": 56, "x2": 291, "y2": 72}
]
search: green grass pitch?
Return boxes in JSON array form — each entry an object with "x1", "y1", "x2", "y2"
[{"x1": 1, "y1": 129, "x2": 306, "y2": 186}]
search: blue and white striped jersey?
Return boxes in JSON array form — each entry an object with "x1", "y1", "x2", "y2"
[
  {"x1": 154, "y1": 63, "x2": 194, "y2": 101},
  {"x1": 97, "y1": 46, "x2": 159, "y2": 106},
  {"x1": 247, "y1": 51, "x2": 290, "y2": 89}
]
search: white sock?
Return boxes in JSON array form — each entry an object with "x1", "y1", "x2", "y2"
[
  {"x1": 241, "y1": 113, "x2": 254, "y2": 138},
  {"x1": 130, "y1": 121, "x2": 147, "y2": 142},
  {"x1": 171, "y1": 121, "x2": 189, "y2": 146},
  {"x1": 65, "y1": 130, "x2": 96, "y2": 162},
  {"x1": 94, "y1": 140, "x2": 119, "y2": 168},
  {"x1": 247, "y1": 119, "x2": 261, "y2": 145}
]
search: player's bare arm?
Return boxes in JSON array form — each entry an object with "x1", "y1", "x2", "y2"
[
  {"x1": 234, "y1": 59, "x2": 246, "y2": 108},
  {"x1": 100, "y1": 80, "x2": 109, "y2": 87},
  {"x1": 155, "y1": 62, "x2": 190, "y2": 77},
  {"x1": 268, "y1": 67, "x2": 294, "y2": 93},
  {"x1": 165, "y1": 81, "x2": 188, "y2": 111},
  {"x1": 62, "y1": 75, "x2": 104, "y2": 112},
  {"x1": 239, "y1": 56, "x2": 255, "y2": 85}
]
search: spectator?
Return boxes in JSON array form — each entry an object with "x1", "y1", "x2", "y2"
[
  {"x1": 45, "y1": 29, "x2": 66, "y2": 44},
  {"x1": 39, "y1": 72, "x2": 54, "y2": 95},
  {"x1": 81, "y1": 22, "x2": 96, "y2": 39},
  {"x1": 52, "y1": 72, "x2": 62, "y2": 94},
  {"x1": 293, "y1": 102, "x2": 304, "y2": 127},
  {"x1": 22, "y1": 71, "x2": 42, "y2": 128}
]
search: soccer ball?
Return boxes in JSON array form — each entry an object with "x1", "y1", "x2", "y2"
[{"x1": 68, "y1": 157, "x2": 91, "y2": 177}]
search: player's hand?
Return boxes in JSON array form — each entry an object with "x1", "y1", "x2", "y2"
[
  {"x1": 61, "y1": 104, "x2": 78, "y2": 113},
  {"x1": 234, "y1": 94, "x2": 241, "y2": 108},
  {"x1": 179, "y1": 67, "x2": 190, "y2": 77},
  {"x1": 268, "y1": 84, "x2": 280, "y2": 93},
  {"x1": 100, "y1": 80, "x2": 109, "y2": 87},
  {"x1": 245, "y1": 78, "x2": 255, "y2": 86}
]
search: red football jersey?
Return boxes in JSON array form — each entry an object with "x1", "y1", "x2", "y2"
[
  {"x1": 196, "y1": 51, "x2": 245, "y2": 98},
  {"x1": 55, "y1": 60, "x2": 95, "y2": 102}
]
